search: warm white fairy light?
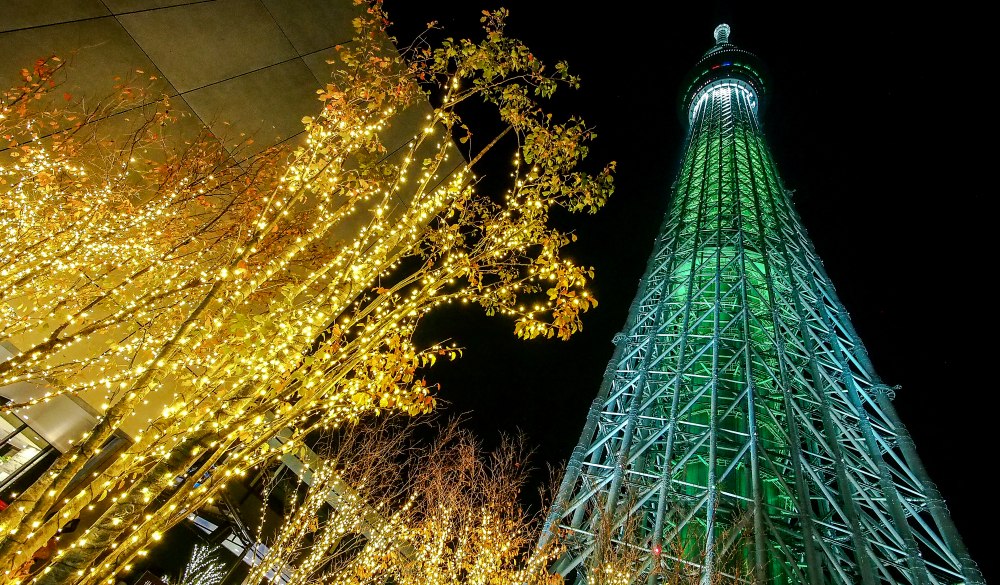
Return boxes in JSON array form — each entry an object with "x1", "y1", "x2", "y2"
[
  {"x1": 243, "y1": 422, "x2": 565, "y2": 585},
  {"x1": 0, "y1": 5, "x2": 613, "y2": 584}
]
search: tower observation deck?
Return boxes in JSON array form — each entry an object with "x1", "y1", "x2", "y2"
[{"x1": 541, "y1": 24, "x2": 983, "y2": 585}]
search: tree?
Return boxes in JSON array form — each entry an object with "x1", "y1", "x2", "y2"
[
  {"x1": 0, "y1": 2, "x2": 614, "y2": 583},
  {"x1": 171, "y1": 544, "x2": 225, "y2": 585},
  {"x1": 239, "y1": 418, "x2": 563, "y2": 585}
]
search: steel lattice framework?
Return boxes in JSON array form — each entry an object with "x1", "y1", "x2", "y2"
[{"x1": 541, "y1": 25, "x2": 982, "y2": 585}]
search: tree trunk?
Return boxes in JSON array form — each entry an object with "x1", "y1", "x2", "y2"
[
  {"x1": 0, "y1": 443, "x2": 151, "y2": 579},
  {"x1": 35, "y1": 429, "x2": 216, "y2": 585}
]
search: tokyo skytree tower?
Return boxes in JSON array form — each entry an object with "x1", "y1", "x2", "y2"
[{"x1": 541, "y1": 25, "x2": 982, "y2": 585}]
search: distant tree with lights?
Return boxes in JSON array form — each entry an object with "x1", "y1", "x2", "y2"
[
  {"x1": 170, "y1": 544, "x2": 225, "y2": 585},
  {"x1": 241, "y1": 419, "x2": 564, "y2": 585},
  {"x1": 0, "y1": 2, "x2": 614, "y2": 583}
]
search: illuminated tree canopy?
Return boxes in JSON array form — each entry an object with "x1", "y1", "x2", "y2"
[{"x1": 0, "y1": 3, "x2": 614, "y2": 583}]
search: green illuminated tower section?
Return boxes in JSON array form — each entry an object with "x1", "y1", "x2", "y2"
[{"x1": 542, "y1": 25, "x2": 982, "y2": 584}]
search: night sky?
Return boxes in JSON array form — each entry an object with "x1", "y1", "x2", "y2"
[{"x1": 383, "y1": 1, "x2": 994, "y2": 581}]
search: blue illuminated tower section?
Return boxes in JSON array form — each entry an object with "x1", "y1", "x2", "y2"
[{"x1": 542, "y1": 25, "x2": 982, "y2": 584}]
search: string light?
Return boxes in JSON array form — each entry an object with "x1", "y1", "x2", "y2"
[{"x1": 0, "y1": 5, "x2": 613, "y2": 583}]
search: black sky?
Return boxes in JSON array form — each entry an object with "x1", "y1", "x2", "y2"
[{"x1": 383, "y1": 1, "x2": 994, "y2": 580}]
